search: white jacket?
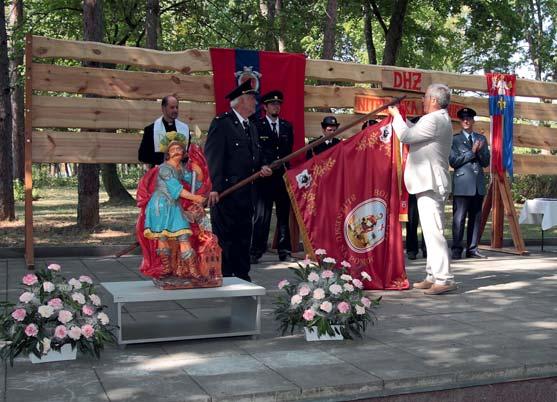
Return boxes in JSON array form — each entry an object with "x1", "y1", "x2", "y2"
[{"x1": 392, "y1": 109, "x2": 453, "y2": 196}]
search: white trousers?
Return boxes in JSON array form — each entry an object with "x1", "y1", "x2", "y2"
[{"x1": 416, "y1": 190, "x2": 454, "y2": 285}]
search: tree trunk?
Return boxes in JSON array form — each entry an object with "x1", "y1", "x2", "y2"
[
  {"x1": 101, "y1": 163, "x2": 134, "y2": 205},
  {"x1": 381, "y1": 0, "x2": 409, "y2": 66},
  {"x1": 363, "y1": 1, "x2": 377, "y2": 64},
  {"x1": 78, "y1": 0, "x2": 103, "y2": 229},
  {"x1": 0, "y1": 0, "x2": 15, "y2": 221},
  {"x1": 259, "y1": 0, "x2": 277, "y2": 50},
  {"x1": 322, "y1": 0, "x2": 338, "y2": 60},
  {"x1": 276, "y1": 0, "x2": 285, "y2": 52},
  {"x1": 9, "y1": 0, "x2": 24, "y2": 181},
  {"x1": 145, "y1": 0, "x2": 159, "y2": 50}
]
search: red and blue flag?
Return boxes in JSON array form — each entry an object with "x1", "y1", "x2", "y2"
[{"x1": 486, "y1": 73, "x2": 516, "y2": 177}]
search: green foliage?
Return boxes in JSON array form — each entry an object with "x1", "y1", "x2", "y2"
[
  {"x1": 13, "y1": 179, "x2": 40, "y2": 201},
  {"x1": 511, "y1": 175, "x2": 557, "y2": 203}
]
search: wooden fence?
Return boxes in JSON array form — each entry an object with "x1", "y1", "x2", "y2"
[{"x1": 24, "y1": 34, "x2": 557, "y2": 267}]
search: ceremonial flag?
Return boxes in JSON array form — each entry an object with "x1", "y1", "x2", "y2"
[
  {"x1": 210, "y1": 48, "x2": 306, "y2": 160},
  {"x1": 284, "y1": 117, "x2": 410, "y2": 290},
  {"x1": 486, "y1": 73, "x2": 516, "y2": 177}
]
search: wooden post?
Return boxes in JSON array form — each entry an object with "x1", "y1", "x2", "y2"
[
  {"x1": 491, "y1": 174, "x2": 504, "y2": 249},
  {"x1": 24, "y1": 33, "x2": 34, "y2": 269}
]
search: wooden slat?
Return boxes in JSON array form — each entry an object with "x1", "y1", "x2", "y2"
[
  {"x1": 32, "y1": 96, "x2": 557, "y2": 150},
  {"x1": 32, "y1": 35, "x2": 557, "y2": 99},
  {"x1": 24, "y1": 33, "x2": 34, "y2": 269},
  {"x1": 32, "y1": 95, "x2": 215, "y2": 130},
  {"x1": 31, "y1": 130, "x2": 557, "y2": 174},
  {"x1": 32, "y1": 64, "x2": 557, "y2": 122},
  {"x1": 32, "y1": 131, "x2": 141, "y2": 163},
  {"x1": 32, "y1": 63, "x2": 213, "y2": 101},
  {"x1": 32, "y1": 35, "x2": 211, "y2": 74}
]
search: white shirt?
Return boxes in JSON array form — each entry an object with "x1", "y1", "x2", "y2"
[{"x1": 266, "y1": 115, "x2": 280, "y2": 135}]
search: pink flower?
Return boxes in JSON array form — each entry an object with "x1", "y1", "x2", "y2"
[
  {"x1": 337, "y1": 301, "x2": 351, "y2": 314},
  {"x1": 89, "y1": 294, "x2": 101, "y2": 306},
  {"x1": 81, "y1": 324, "x2": 95, "y2": 338},
  {"x1": 290, "y1": 294, "x2": 303, "y2": 305},
  {"x1": 97, "y1": 312, "x2": 109, "y2": 325},
  {"x1": 68, "y1": 278, "x2": 82, "y2": 289},
  {"x1": 361, "y1": 297, "x2": 371, "y2": 308},
  {"x1": 277, "y1": 279, "x2": 290, "y2": 290},
  {"x1": 54, "y1": 325, "x2": 68, "y2": 339},
  {"x1": 315, "y1": 249, "x2": 327, "y2": 256},
  {"x1": 68, "y1": 326, "x2": 82, "y2": 340},
  {"x1": 300, "y1": 258, "x2": 313, "y2": 267},
  {"x1": 58, "y1": 310, "x2": 73, "y2": 324},
  {"x1": 307, "y1": 272, "x2": 320, "y2": 282},
  {"x1": 48, "y1": 298, "x2": 63, "y2": 310},
  {"x1": 47, "y1": 263, "x2": 61, "y2": 271},
  {"x1": 24, "y1": 323, "x2": 38, "y2": 337},
  {"x1": 312, "y1": 288, "x2": 325, "y2": 300},
  {"x1": 352, "y1": 279, "x2": 364, "y2": 289},
  {"x1": 343, "y1": 283, "x2": 355, "y2": 292},
  {"x1": 303, "y1": 309, "x2": 315, "y2": 321},
  {"x1": 82, "y1": 305, "x2": 95, "y2": 316},
  {"x1": 341, "y1": 260, "x2": 352, "y2": 268},
  {"x1": 340, "y1": 274, "x2": 353, "y2": 281},
  {"x1": 22, "y1": 274, "x2": 38, "y2": 286},
  {"x1": 361, "y1": 271, "x2": 372, "y2": 281},
  {"x1": 355, "y1": 305, "x2": 366, "y2": 315},
  {"x1": 43, "y1": 281, "x2": 55, "y2": 293},
  {"x1": 320, "y1": 301, "x2": 333, "y2": 313},
  {"x1": 72, "y1": 293, "x2": 86, "y2": 304},
  {"x1": 79, "y1": 275, "x2": 93, "y2": 284},
  {"x1": 322, "y1": 257, "x2": 336, "y2": 264},
  {"x1": 321, "y1": 270, "x2": 334, "y2": 279},
  {"x1": 19, "y1": 292, "x2": 34, "y2": 303},
  {"x1": 11, "y1": 308, "x2": 26, "y2": 321},
  {"x1": 298, "y1": 286, "x2": 311, "y2": 296},
  {"x1": 329, "y1": 284, "x2": 343, "y2": 295}
]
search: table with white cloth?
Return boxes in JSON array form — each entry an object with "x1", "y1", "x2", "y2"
[{"x1": 518, "y1": 198, "x2": 557, "y2": 251}]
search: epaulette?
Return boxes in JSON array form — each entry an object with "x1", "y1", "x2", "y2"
[{"x1": 215, "y1": 111, "x2": 231, "y2": 120}]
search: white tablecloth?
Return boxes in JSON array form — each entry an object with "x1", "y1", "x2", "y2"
[{"x1": 518, "y1": 198, "x2": 557, "y2": 231}]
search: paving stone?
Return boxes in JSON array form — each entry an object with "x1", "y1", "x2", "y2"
[
  {"x1": 161, "y1": 339, "x2": 248, "y2": 359},
  {"x1": 95, "y1": 364, "x2": 208, "y2": 402},
  {"x1": 189, "y1": 369, "x2": 299, "y2": 401},
  {"x1": 5, "y1": 367, "x2": 108, "y2": 402}
]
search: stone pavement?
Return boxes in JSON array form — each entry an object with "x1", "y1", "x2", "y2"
[{"x1": 1, "y1": 248, "x2": 557, "y2": 401}]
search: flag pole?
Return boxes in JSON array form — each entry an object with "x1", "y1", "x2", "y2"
[{"x1": 219, "y1": 95, "x2": 407, "y2": 199}]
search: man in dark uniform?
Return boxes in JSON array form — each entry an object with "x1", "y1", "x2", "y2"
[
  {"x1": 138, "y1": 95, "x2": 190, "y2": 166},
  {"x1": 306, "y1": 116, "x2": 341, "y2": 159},
  {"x1": 449, "y1": 107, "x2": 490, "y2": 259},
  {"x1": 204, "y1": 81, "x2": 272, "y2": 281},
  {"x1": 250, "y1": 90, "x2": 294, "y2": 264}
]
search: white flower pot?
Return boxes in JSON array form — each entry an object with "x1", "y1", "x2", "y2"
[
  {"x1": 29, "y1": 344, "x2": 77, "y2": 364},
  {"x1": 304, "y1": 325, "x2": 344, "y2": 341}
]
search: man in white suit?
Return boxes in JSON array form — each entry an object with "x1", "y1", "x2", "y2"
[{"x1": 388, "y1": 83, "x2": 456, "y2": 295}]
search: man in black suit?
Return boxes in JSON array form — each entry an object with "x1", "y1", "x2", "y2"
[
  {"x1": 306, "y1": 116, "x2": 341, "y2": 159},
  {"x1": 204, "y1": 81, "x2": 272, "y2": 281},
  {"x1": 449, "y1": 107, "x2": 490, "y2": 259},
  {"x1": 250, "y1": 90, "x2": 294, "y2": 264},
  {"x1": 138, "y1": 95, "x2": 190, "y2": 166}
]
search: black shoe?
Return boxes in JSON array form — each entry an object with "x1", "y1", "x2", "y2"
[
  {"x1": 466, "y1": 251, "x2": 487, "y2": 259},
  {"x1": 422, "y1": 250, "x2": 427, "y2": 259},
  {"x1": 279, "y1": 253, "x2": 294, "y2": 262},
  {"x1": 407, "y1": 252, "x2": 417, "y2": 260},
  {"x1": 250, "y1": 255, "x2": 260, "y2": 264}
]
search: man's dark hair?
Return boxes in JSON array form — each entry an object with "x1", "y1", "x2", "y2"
[{"x1": 161, "y1": 95, "x2": 177, "y2": 107}]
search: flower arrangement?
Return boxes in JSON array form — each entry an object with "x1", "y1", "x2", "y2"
[
  {"x1": 158, "y1": 131, "x2": 188, "y2": 152},
  {"x1": 274, "y1": 249, "x2": 381, "y2": 339},
  {"x1": 0, "y1": 264, "x2": 116, "y2": 365}
]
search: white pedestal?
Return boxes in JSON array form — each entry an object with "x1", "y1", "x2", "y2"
[{"x1": 101, "y1": 278, "x2": 266, "y2": 345}]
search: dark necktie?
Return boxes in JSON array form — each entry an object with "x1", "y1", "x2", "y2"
[
  {"x1": 468, "y1": 134, "x2": 474, "y2": 147},
  {"x1": 243, "y1": 120, "x2": 250, "y2": 137},
  {"x1": 271, "y1": 122, "x2": 278, "y2": 137}
]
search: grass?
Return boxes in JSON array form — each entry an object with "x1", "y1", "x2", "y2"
[{"x1": 1, "y1": 186, "x2": 555, "y2": 248}]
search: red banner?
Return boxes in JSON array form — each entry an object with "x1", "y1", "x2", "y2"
[
  {"x1": 285, "y1": 118, "x2": 410, "y2": 290},
  {"x1": 210, "y1": 48, "x2": 306, "y2": 163}
]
